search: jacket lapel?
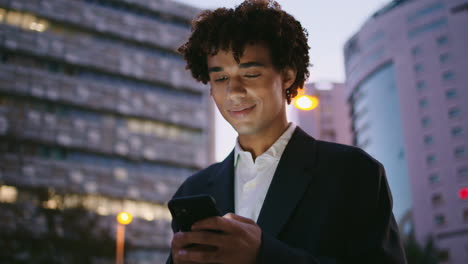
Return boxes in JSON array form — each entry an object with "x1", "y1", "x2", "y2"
[
  {"x1": 207, "y1": 150, "x2": 235, "y2": 215},
  {"x1": 256, "y1": 127, "x2": 319, "y2": 237}
]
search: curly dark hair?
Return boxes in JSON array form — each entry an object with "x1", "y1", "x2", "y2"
[{"x1": 177, "y1": 0, "x2": 310, "y2": 104}]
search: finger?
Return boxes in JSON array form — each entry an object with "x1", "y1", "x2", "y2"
[
  {"x1": 172, "y1": 232, "x2": 195, "y2": 250},
  {"x1": 176, "y1": 246, "x2": 221, "y2": 264},
  {"x1": 223, "y1": 213, "x2": 256, "y2": 224},
  {"x1": 177, "y1": 230, "x2": 227, "y2": 247},
  {"x1": 191, "y1": 216, "x2": 232, "y2": 232}
]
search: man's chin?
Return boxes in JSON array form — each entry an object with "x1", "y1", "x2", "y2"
[{"x1": 232, "y1": 124, "x2": 259, "y2": 136}]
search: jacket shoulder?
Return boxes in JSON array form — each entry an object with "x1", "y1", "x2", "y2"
[{"x1": 315, "y1": 139, "x2": 382, "y2": 168}]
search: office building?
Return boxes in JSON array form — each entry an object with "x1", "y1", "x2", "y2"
[
  {"x1": 344, "y1": 0, "x2": 468, "y2": 263},
  {"x1": 0, "y1": 0, "x2": 211, "y2": 262}
]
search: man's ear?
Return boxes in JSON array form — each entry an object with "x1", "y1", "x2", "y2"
[{"x1": 282, "y1": 67, "x2": 297, "y2": 90}]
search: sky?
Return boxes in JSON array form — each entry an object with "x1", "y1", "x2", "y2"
[{"x1": 173, "y1": 0, "x2": 391, "y2": 161}]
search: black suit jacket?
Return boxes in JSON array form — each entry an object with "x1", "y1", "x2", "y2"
[{"x1": 167, "y1": 127, "x2": 407, "y2": 263}]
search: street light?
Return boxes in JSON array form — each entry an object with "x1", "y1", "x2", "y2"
[
  {"x1": 116, "y1": 212, "x2": 133, "y2": 264},
  {"x1": 293, "y1": 95, "x2": 319, "y2": 111}
]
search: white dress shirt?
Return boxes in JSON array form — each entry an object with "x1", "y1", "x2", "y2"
[{"x1": 234, "y1": 122, "x2": 297, "y2": 222}]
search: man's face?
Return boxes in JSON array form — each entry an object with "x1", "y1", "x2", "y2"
[{"x1": 207, "y1": 43, "x2": 289, "y2": 136}]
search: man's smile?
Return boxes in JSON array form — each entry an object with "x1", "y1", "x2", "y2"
[{"x1": 228, "y1": 105, "x2": 256, "y2": 118}]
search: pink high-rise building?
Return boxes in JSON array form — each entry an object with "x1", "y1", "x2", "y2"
[{"x1": 344, "y1": 0, "x2": 468, "y2": 263}]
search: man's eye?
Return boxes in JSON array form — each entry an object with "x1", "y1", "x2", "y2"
[
  {"x1": 215, "y1": 76, "x2": 228, "y2": 82},
  {"x1": 245, "y1": 74, "x2": 261, "y2": 78}
]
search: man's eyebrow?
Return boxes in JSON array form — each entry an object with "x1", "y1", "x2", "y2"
[
  {"x1": 208, "y1": 66, "x2": 223, "y2": 73},
  {"x1": 239, "y1": 62, "x2": 265, "y2": 68},
  {"x1": 208, "y1": 62, "x2": 265, "y2": 73}
]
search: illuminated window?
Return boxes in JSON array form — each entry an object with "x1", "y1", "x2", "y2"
[
  {"x1": 445, "y1": 89, "x2": 458, "y2": 99},
  {"x1": 0, "y1": 185, "x2": 18, "y2": 203},
  {"x1": 0, "y1": 8, "x2": 5, "y2": 22},
  {"x1": 434, "y1": 214, "x2": 446, "y2": 226},
  {"x1": 429, "y1": 173, "x2": 440, "y2": 184},
  {"x1": 1, "y1": 9, "x2": 48, "y2": 32}
]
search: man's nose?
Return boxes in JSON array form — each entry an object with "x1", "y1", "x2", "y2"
[{"x1": 227, "y1": 77, "x2": 246, "y2": 98}]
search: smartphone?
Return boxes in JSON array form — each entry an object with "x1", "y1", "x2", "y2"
[{"x1": 168, "y1": 194, "x2": 221, "y2": 232}]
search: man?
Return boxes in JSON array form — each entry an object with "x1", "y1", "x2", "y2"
[{"x1": 168, "y1": 0, "x2": 407, "y2": 263}]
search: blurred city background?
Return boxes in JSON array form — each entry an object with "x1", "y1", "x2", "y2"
[{"x1": 0, "y1": 0, "x2": 466, "y2": 263}]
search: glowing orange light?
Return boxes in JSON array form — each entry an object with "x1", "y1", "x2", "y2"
[
  {"x1": 116, "y1": 212, "x2": 133, "y2": 225},
  {"x1": 459, "y1": 188, "x2": 468, "y2": 200},
  {"x1": 294, "y1": 95, "x2": 319, "y2": 111}
]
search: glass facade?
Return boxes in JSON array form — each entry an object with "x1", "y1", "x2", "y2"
[
  {"x1": 353, "y1": 63, "x2": 412, "y2": 222},
  {"x1": 408, "y1": 18, "x2": 447, "y2": 38},
  {"x1": 0, "y1": 0, "x2": 208, "y2": 261}
]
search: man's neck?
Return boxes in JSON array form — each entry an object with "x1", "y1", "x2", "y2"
[{"x1": 237, "y1": 119, "x2": 289, "y2": 161}]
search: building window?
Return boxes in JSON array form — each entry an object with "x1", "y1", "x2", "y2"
[
  {"x1": 448, "y1": 107, "x2": 461, "y2": 119},
  {"x1": 439, "y1": 53, "x2": 450, "y2": 63},
  {"x1": 426, "y1": 154, "x2": 437, "y2": 165},
  {"x1": 436, "y1": 35, "x2": 449, "y2": 46},
  {"x1": 432, "y1": 193, "x2": 443, "y2": 207},
  {"x1": 434, "y1": 214, "x2": 446, "y2": 226},
  {"x1": 416, "y1": 80, "x2": 426, "y2": 91},
  {"x1": 464, "y1": 209, "x2": 468, "y2": 223},
  {"x1": 419, "y1": 98, "x2": 429, "y2": 108},
  {"x1": 439, "y1": 249, "x2": 450, "y2": 263},
  {"x1": 411, "y1": 46, "x2": 422, "y2": 56},
  {"x1": 414, "y1": 64, "x2": 424, "y2": 73},
  {"x1": 398, "y1": 149, "x2": 405, "y2": 160},
  {"x1": 459, "y1": 167, "x2": 468, "y2": 180},
  {"x1": 454, "y1": 146, "x2": 466, "y2": 158},
  {"x1": 429, "y1": 173, "x2": 440, "y2": 184},
  {"x1": 408, "y1": 18, "x2": 448, "y2": 39},
  {"x1": 0, "y1": 51, "x2": 7, "y2": 63},
  {"x1": 442, "y1": 71, "x2": 454, "y2": 81},
  {"x1": 424, "y1": 135, "x2": 434, "y2": 145},
  {"x1": 407, "y1": 2, "x2": 445, "y2": 22},
  {"x1": 38, "y1": 146, "x2": 67, "y2": 160},
  {"x1": 445, "y1": 89, "x2": 458, "y2": 99},
  {"x1": 451, "y1": 127, "x2": 463, "y2": 137},
  {"x1": 421, "y1": 116, "x2": 432, "y2": 127}
]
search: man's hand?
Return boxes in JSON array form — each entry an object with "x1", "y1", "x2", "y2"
[{"x1": 171, "y1": 213, "x2": 262, "y2": 264}]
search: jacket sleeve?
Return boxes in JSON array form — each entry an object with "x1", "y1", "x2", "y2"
[{"x1": 258, "y1": 159, "x2": 407, "y2": 264}]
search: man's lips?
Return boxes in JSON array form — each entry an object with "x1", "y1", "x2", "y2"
[{"x1": 228, "y1": 105, "x2": 256, "y2": 118}]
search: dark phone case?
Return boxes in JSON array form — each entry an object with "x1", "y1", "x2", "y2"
[{"x1": 168, "y1": 194, "x2": 221, "y2": 232}]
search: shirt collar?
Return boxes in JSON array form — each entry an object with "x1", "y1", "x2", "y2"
[{"x1": 234, "y1": 122, "x2": 297, "y2": 167}]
